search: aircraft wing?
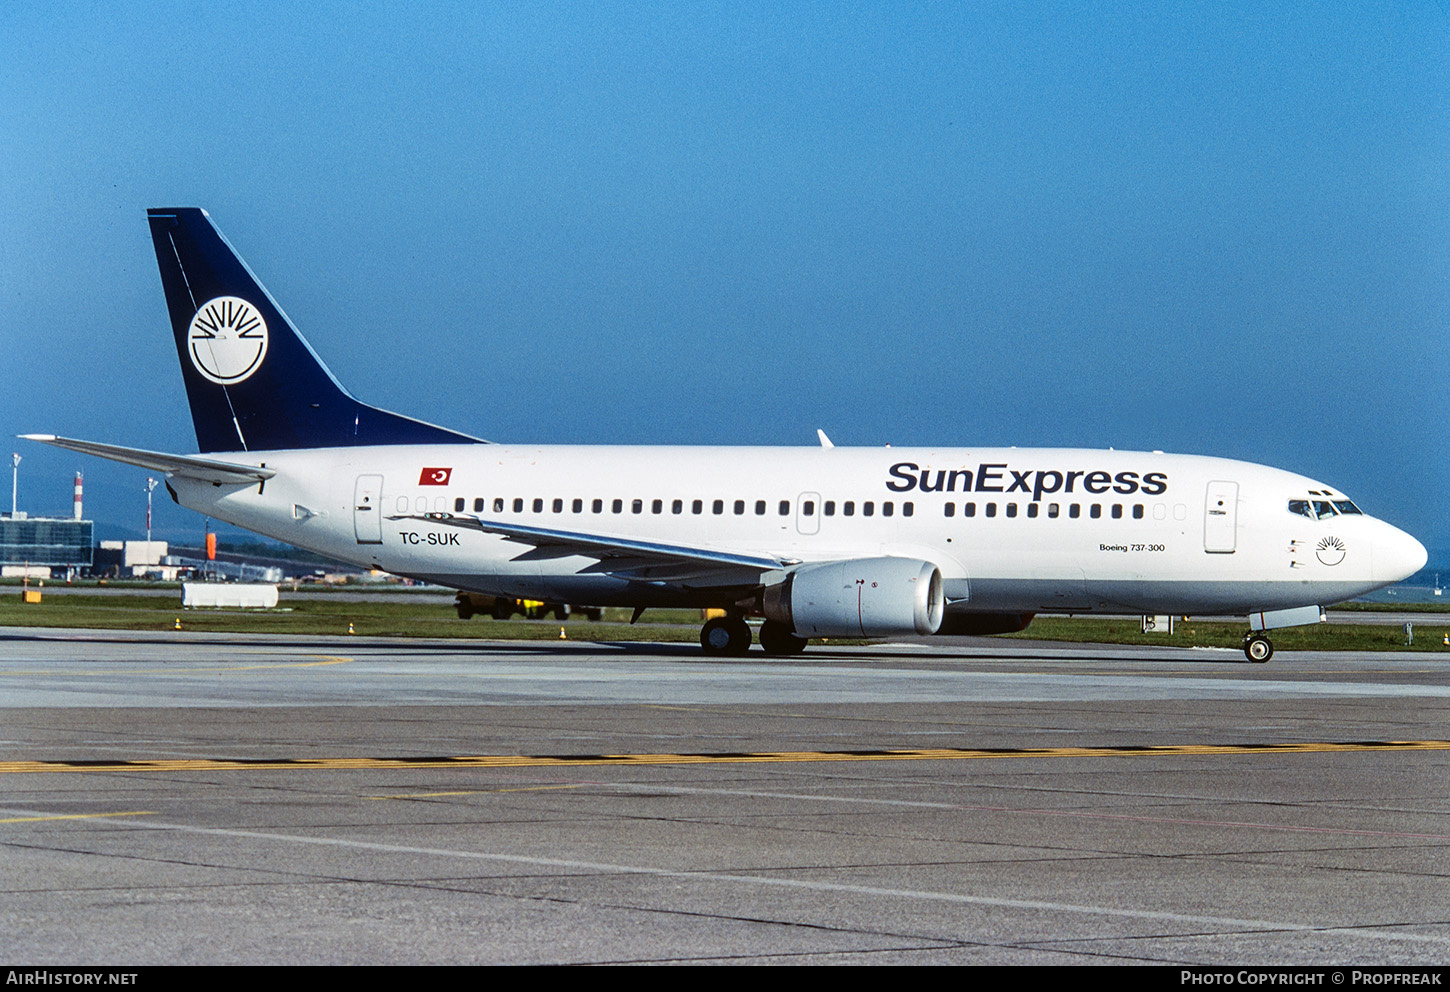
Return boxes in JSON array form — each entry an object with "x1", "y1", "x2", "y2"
[
  {"x1": 19, "y1": 435, "x2": 276, "y2": 485},
  {"x1": 390, "y1": 512, "x2": 798, "y2": 577}
]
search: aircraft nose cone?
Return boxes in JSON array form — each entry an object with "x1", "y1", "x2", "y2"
[{"x1": 1375, "y1": 524, "x2": 1428, "y2": 583}]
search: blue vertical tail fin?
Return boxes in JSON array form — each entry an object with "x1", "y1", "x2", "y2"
[{"x1": 147, "y1": 208, "x2": 483, "y2": 453}]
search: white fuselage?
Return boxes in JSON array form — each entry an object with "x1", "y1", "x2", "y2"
[{"x1": 167, "y1": 444, "x2": 1426, "y2": 617}]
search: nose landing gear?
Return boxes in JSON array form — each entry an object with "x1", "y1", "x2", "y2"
[{"x1": 1243, "y1": 633, "x2": 1273, "y2": 663}]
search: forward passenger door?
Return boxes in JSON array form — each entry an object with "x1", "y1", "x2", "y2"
[{"x1": 1203, "y1": 481, "x2": 1238, "y2": 553}]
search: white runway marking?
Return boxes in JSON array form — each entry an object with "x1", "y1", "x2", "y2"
[{"x1": 6, "y1": 806, "x2": 1445, "y2": 948}]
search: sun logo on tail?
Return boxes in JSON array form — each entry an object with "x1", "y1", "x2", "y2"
[{"x1": 188, "y1": 296, "x2": 269, "y2": 384}]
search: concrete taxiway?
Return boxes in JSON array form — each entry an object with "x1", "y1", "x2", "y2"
[{"x1": 2, "y1": 626, "x2": 1449, "y2": 964}]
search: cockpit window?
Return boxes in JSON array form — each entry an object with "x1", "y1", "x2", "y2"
[{"x1": 1291, "y1": 496, "x2": 1361, "y2": 520}]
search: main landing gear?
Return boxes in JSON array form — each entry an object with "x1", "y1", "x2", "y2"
[
  {"x1": 700, "y1": 615, "x2": 752, "y2": 656},
  {"x1": 758, "y1": 620, "x2": 808, "y2": 656},
  {"x1": 699, "y1": 617, "x2": 809, "y2": 656},
  {"x1": 1243, "y1": 633, "x2": 1273, "y2": 663}
]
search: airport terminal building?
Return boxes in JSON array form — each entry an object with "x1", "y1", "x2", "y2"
[{"x1": 0, "y1": 513, "x2": 94, "y2": 578}]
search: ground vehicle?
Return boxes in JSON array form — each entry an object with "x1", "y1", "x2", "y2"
[{"x1": 454, "y1": 591, "x2": 603, "y2": 622}]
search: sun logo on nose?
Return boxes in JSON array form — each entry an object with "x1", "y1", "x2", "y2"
[{"x1": 1315, "y1": 536, "x2": 1346, "y2": 566}]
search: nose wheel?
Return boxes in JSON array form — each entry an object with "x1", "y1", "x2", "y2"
[
  {"x1": 701, "y1": 616, "x2": 752, "y2": 656},
  {"x1": 1243, "y1": 634, "x2": 1273, "y2": 663}
]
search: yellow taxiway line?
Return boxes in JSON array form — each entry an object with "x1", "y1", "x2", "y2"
[
  {"x1": 3, "y1": 739, "x2": 1449, "y2": 775},
  {"x1": 0, "y1": 811, "x2": 155, "y2": 823}
]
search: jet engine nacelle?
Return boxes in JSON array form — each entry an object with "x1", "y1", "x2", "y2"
[{"x1": 763, "y1": 557, "x2": 945, "y2": 638}]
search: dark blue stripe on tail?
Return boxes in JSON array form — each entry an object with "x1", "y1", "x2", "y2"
[{"x1": 148, "y1": 208, "x2": 484, "y2": 453}]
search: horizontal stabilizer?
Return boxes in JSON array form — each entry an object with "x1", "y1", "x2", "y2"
[{"x1": 20, "y1": 435, "x2": 275, "y2": 484}]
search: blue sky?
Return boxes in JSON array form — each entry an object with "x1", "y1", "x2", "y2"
[{"x1": 3, "y1": 2, "x2": 1447, "y2": 552}]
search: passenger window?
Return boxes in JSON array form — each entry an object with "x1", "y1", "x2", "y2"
[
  {"x1": 779, "y1": 500, "x2": 790, "y2": 515},
  {"x1": 802, "y1": 501, "x2": 815, "y2": 516},
  {"x1": 552, "y1": 498, "x2": 563, "y2": 513},
  {"x1": 1090, "y1": 504, "x2": 1102, "y2": 519},
  {"x1": 592, "y1": 499, "x2": 602, "y2": 513},
  {"x1": 944, "y1": 503, "x2": 956, "y2": 518},
  {"x1": 903, "y1": 502, "x2": 913, "y2": 517},
  {"x1": 415, "y1": 497, "x2": 427, "y2": 512},
  {"x1": 1111, "y1": 504, "x2": 1123, "y2": 519},
  {"x1": 612, "y1": 499, "x2": 623, "y2": 513},
  {"x1": 454, "y1": 498, "x2": 465, "y2": 512},
  {"x1": 651, "y1": 499, "x2": 662, "y2": 514},
  {"x1": 843, "y1": 501, "x2": 855, "y2": 516},
  {"x1": 863, "y1": 502, "x2": 875, "y2": 517},
  {"x1": 1026, "y1": 503, "x2": 1038, "y2": 518},
  {"x1": 397, "y1": 496, "x2": 408, "y2": 512},
  {"x1": 1133, "y1": 504, "x2": 1144, "y2": 519},
  {"x1": 672, "y1": 499, "x2": 682, "y2": 514},
  {"x1": 473, "y1": 498, "x2": 484, "y2": 513},
  {"x1": 632, "y1": 499, "x2": 643, "y2": 514},
  {"x1": 692, "y1": 499, "x2": 703, "y2": 514},
  {"x1": 1047, "y1": 503, "x2": 1059, "y2": 518},
  {"x1": 512, "y1": 498, "x2": 523, "y2": 513},
  {"x1": 755, "y1": 500, "x2": 766, "y2": 515},
  {"x1": 532, "y1": 498, "x2": 544, "y2": 513},
  {"x1": 734, "y1": 500, "x2": 745, "y2": 515},
  {"x1": 713, "y1": 499, "x2": 724, "y2": 515},
  {"x1": 572, "y1": 498, "x2": 582, "y2": 513},
  {"x1": 964, "y1": 502, "x2": 976, "y2": 517},
  {"x1": 1069, "y1": 504, "x2": 1080, "y2": 519},
  {"x1": 495, "y1": 498, "x2": 505, "y2": 513},
  {"x1": 882, "y1": 502, "x2": 893, "y2": 517},
  {"x1": 1006, "y1": 503, "x2": 1017, "y2": 518}
]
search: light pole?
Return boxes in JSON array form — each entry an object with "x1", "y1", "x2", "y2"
[
  {"x1": 10, "y1": 453, "x2": 19, "y2": 516},
  {"x1": 145, "y1": 478, "x2": 158, "y2": 551}
]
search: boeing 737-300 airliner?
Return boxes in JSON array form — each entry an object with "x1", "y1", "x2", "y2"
[{"x1": 25, "y1": 209, "x2": 1428, "y2": 661}]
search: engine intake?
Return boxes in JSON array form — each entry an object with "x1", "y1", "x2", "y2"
[{"x1": 764, "y1": 557, "x2": 944, "y2": 637}]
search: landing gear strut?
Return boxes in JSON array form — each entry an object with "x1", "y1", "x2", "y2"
[
  {"x1": 1243, "y1": 633, "x2": 1273, "y2": 663},
  {"x1": 700, "y1": 616, "x2": 752, "y2": 656}
]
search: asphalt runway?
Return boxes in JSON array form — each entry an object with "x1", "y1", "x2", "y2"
[{"x1": 3, "y1": 627, "x2": 1449, "y2": 965}]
